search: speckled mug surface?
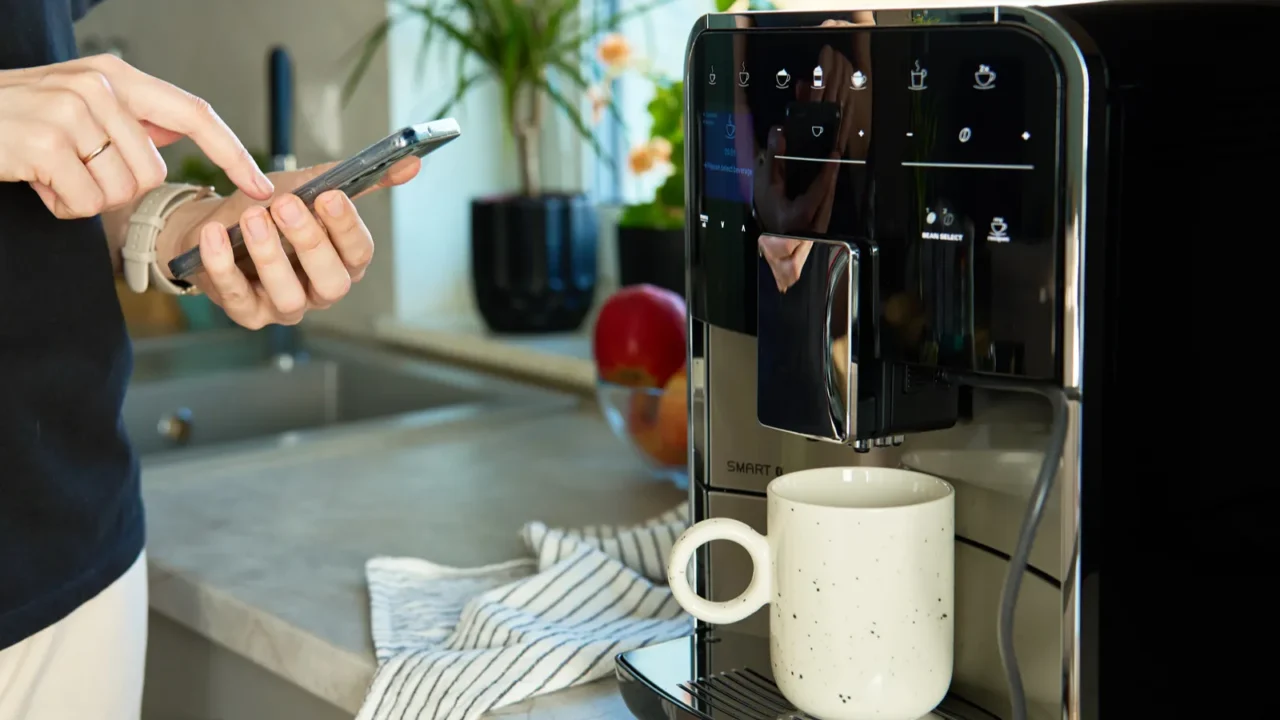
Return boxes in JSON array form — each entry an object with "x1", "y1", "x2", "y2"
[{"x1": 667, "y1": 467, "x2": 955, "y2": 720}]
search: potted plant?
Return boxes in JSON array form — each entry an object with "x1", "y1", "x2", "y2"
[
  {"x1": 614, "y1": 78, "x2": 686, "y2": 297},
  {"x1": 346, "y1": 0, "x2": 667, "y2": 334}
]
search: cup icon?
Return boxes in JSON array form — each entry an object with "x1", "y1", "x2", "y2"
[
  {"x1": 974, "y1": 64, "x2": 997, "y2": 90},
  {"x1": 725, "y1": 115, "x2": 736, "y2": 140},
  {"x1": 851, "y1": 70, "x2": 867, "y2": 90},
  {"x1": 738, "y1": 62, "x2": 750, "y2": 87},
  {"x1": 909, "y1": 59, "x2": 928, "y2": 90},
  {"x1": 988, "y1": 217, "x2": 1010, "y2": 242},
  {"x1": 811, "y1": 125, "x2": 824, "y2": 138},
  {"x1": 708, "y1": 65, "x2": 717, "y2": 85},
  {"x1": 775, "y1": 68, "x2": 791, "y2": 89}
]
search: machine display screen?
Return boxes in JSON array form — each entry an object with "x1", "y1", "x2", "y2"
[{"x1": 690, "y1": 24, "x2": 1063, "y2": 379}]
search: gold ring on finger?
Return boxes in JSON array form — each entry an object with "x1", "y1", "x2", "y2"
[{"x1": 81, "y1": 139, "x2": 113, "y2": 164}]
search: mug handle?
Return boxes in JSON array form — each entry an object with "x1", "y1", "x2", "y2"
[{"x1": 667, "y1": 518, "x2": 772, "y2": 625}]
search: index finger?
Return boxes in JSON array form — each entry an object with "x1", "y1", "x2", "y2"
[
  {"x1": 759, "y1": 234, "x2": 804, "y2": 261},
  {"x1": 122, "y1": 74, "x2": 274, "y2": 200}
]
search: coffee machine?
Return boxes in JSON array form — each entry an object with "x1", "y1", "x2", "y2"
[{"x1": 613, "y1": 2, "x2": 1267, "y2": 718}]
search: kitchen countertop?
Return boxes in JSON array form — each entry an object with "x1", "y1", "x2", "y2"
[
  {"x1": 372, "y1": 315, "x2": 596, "y2": 395},
  {"x1": 142, "y1": 400, "x2": 686, "y2": 718}
]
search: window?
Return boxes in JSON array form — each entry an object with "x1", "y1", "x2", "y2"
[{"x1": 586, "y1": 0, "x2": 709, "y2": 206}]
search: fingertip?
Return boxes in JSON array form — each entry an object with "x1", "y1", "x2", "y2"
[
  {"x1": 253, "y1": 172, "x2": 276, "y2": 199},
  {"x1": 318, "y1": 190, "x2": 349, "y2": 219},
  {"x1": 235, "y1": 170, "x2": 275, "y2": 201},
  {"x1": 200, "y1": 222, "x2": 228, "y2": 261}
]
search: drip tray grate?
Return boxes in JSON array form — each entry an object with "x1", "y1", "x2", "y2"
[
  {"x1": 680, "y1": 668, "x2": 815, "y2": 720},
  {"x1": 677, "y1": 668, "x2": 990, "y2": 720}
]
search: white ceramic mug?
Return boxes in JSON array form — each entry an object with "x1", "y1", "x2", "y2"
[{"x1": 667, "y1": 467, "x2": 955, "y2": 720}]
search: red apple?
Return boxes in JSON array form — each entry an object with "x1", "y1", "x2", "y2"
[{"x1": 593, "y1": 284, "x2": 687, "y2": 388}]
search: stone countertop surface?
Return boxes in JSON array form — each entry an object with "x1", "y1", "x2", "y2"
[
  {"x1": 142, "y1": 400, "x2": 686, "y2": 718},
  {"x1": 371, "y1": 315, "x2": 596, "y2": 395}
]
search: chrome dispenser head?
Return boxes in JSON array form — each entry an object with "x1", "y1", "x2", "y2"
[{"x1": 756, "y1": 237, "x2": 859, "y2": 445}]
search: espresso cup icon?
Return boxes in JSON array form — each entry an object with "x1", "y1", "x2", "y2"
[
  {"x1": 974, "y1": 64, "x2": 997, "y2": 90},
  {"x1": 738, "y1": 63, "x2": 750, "y2": 87},
  {"x1": 909, "y1": 60, "x2": 928, "y2": 91}
]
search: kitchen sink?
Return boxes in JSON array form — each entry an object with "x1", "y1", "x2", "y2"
[{"x1": 124, "y1": 328, "x2": 554, "y2": 460}]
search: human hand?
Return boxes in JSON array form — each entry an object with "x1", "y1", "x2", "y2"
[
  {"x1": 156, "y1": 158, "x2": 421, "y2": 329},
  {"x1": 0, "y1": 54, "x2": 272, "y2": 219},
  {"x1": 753, "y1": 125, "x2": 840, "y2": 236},
  {"x1": 759, "y1": 233, "x2": 813, "y2": 293}
]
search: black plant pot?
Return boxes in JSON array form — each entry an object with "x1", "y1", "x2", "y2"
[
  {"x1": 471, "y1": 193, "x2": 598, "y2": 334},
  {"x1": 616, "y1": 225, "x2": 685, "y2": 299}
]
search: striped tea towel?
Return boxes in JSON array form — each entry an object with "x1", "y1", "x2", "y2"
[{"x1": 356, "y1": 504, "x2": 693, "y2": 720}]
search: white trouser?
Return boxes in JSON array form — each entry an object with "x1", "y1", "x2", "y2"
[{"x1": 0, "y1": 550, "x2": 148, "y2": 720}]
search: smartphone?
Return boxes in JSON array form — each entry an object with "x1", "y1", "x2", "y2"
[
  {"x1": 782, "y1": 102, "x2": 840, "y2": 200},
  {"x1": 167, "y1": 117, "x2": 462, "y2": 281}
]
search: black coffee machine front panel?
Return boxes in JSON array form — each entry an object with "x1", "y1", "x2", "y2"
[{"x1": 690, "y1": 25, "x2": 1064, "y2": 381}]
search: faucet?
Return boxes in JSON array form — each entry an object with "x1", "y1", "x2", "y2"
[
  {"x1": 266, "y1": 324, "x2": 299, "y2": 364},
  {"x1": 265, "y1": 46, "x2": 299, "y2": 368}
]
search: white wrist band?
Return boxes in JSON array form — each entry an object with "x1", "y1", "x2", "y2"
[{"x1": 122, "y1": 183, "x2": 216, "y2": 295}]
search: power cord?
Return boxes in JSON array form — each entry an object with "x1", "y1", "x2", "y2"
[{"x1": 953, "y1": 376, "x2": 1070, "y2": 720}]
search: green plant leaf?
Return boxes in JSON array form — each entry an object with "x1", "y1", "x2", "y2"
[
  {"x1": 342, "y1": 0, "x2": 675, "y2": 196},
  {"x1": 429, "y1": 70, "x2": 489, "y2": 122},
  {"x1": 547, "y1": 57, "x2": 626, "y2": 130},
  {"x1": 341, "y1": 17, "x2": 392, "y2": 104},
  {"x1": 407, "y1": 4, "x2": 488, "y2": 65},
  {"x1": 539, "y1": 76, "x2": 613, "y2": 169},
  {"x1": 656, "y1": 169, "x2": 683, "y2": 209}
]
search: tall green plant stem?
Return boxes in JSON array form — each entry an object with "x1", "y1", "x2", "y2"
[{"x1": 509, "y1": 72, "x2": 547, "y2": 197}]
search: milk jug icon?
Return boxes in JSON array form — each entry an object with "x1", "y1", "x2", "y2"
[
  {"x1": 909, "y1": 60, "x2": 928, "y2": 91},
  {"x1": 812, "y1": 65, "x2": 824, "y2": 89}
]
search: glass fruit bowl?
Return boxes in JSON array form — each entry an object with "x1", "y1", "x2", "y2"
[{"x1": 596, "y1": 380, "x2": 689, "y2": 490}]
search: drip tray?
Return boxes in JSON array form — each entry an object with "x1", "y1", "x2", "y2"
[{"x1": 616, "y1": 632, "x2": 998, "y2": 720}]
